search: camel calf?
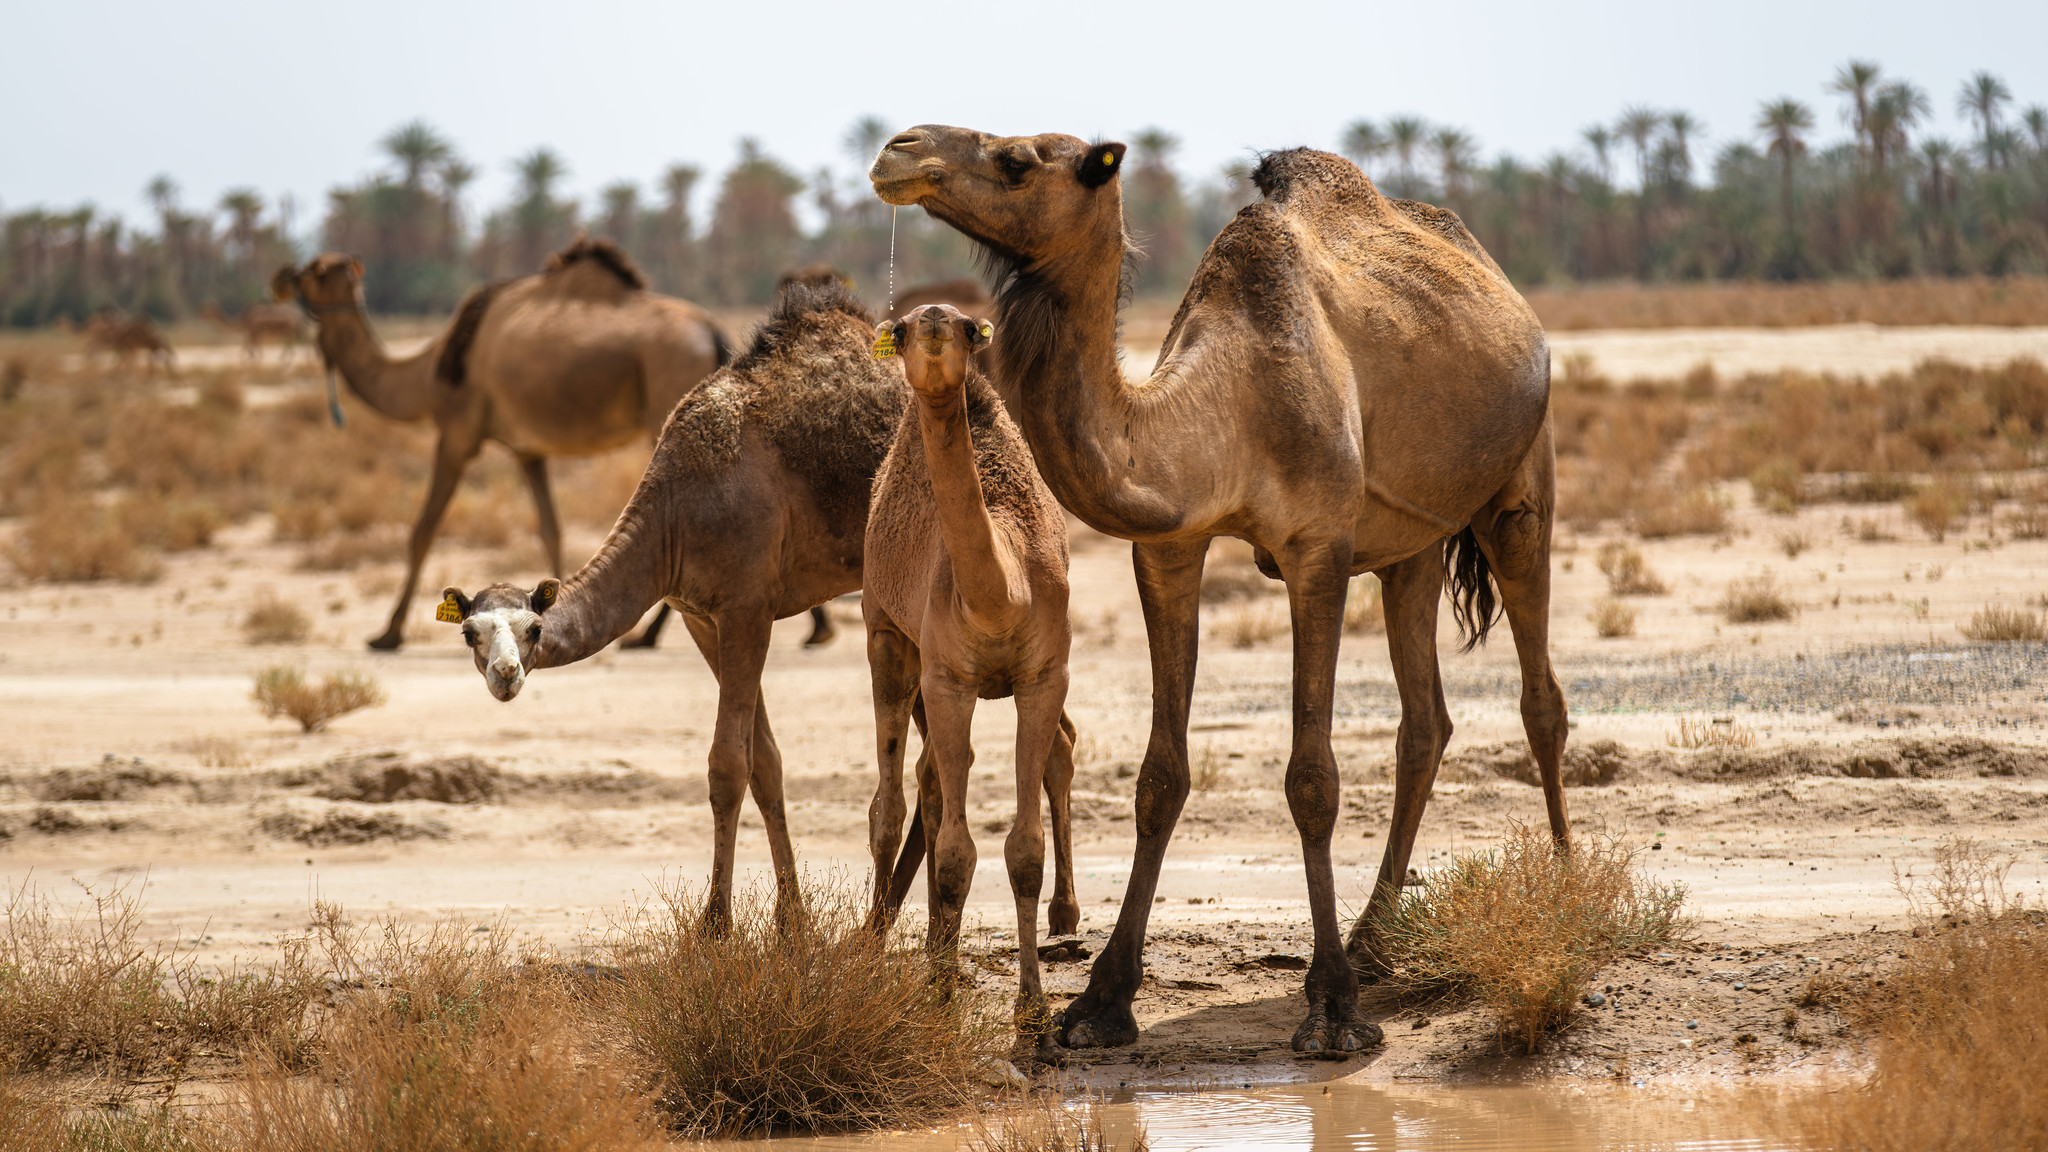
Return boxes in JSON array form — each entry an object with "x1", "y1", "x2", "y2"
[{"x1": 862, "y1": 305, "x2": 1078, "y2": 1060}]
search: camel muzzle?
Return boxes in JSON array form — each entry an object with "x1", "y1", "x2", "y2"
[{"x1": 486, "y1": 663, "x2": 525, "y2": 702}]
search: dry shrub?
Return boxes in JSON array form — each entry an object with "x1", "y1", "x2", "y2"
[
  {"x1": 1778, "y1": 531, "x2": 1811, "y2": 559},
  {"x1": 1213, "y1": 601, "x2": 1287, "y2": 649},
  {"x1": 1596, "y1": 541, "x2": 1666, "y2": 595},
  {"x1": 270, "y1": 499, "x2": 331, "y2": 543},
  {"x1": 607, "y1": 880, "x2": 1004, "y2": 1137},
  {"x1": 442, "y1": 494, "x2": 519, "y2": 549},
  {"x1": 1199, "y1": 538, "x2": 1273, "y2": 604},
  {"x1": 1959, "y1": 604, "x2": 2048, "y2": 643},
  {"x1": 1851, "y1": 515, "x2": 1897, "y2": 543},
  {"x1": 1837, "y1": 472, "x2": 1919, "y2": 503},
  {"x1": 1375, "y1": 825, "x2": 1690, "y2": 1053},
  {"x1": 296, "y1": 527, "x2": 404, "y2": 572},
  {"x1": 4, "y1": 499, "x2": 162, "y2": 583},
  {"x1": 971, "y1": 1094, "x2": 1147, "y2": 1152},
  {"x1": 1344, "y1": 574, "x2": 1383, "y2": 634},
  {"x1": 117, "y1": 493, "x2": 223, "y2": 552},
  {"x1": 1630, "y1": 485, "x2": 1727, "y2": 539},
  {"x1": 0, "y1": 1088, "x2": 191, "y2": 1152},
  {"x1": 1720, "y1": 572, "x2": 1795, "y2": 623},
  {"x1": 1904, "y1": 481, "x2": 1966, "y2": 542},
  {"x1": 242, "y1": 593, "x2": 310, "y2": 645},
  {"x1": 1588, "y1": 597, "x2": 1637, "y2": 638},
  {"x1": 251, "y1": 667, "x2": 384, "y2": 732},
  {"x1": 1792, "y1": 839, "x2": 2047, "y2": 1151},
  {"x1": 2006, "y1": 495, "x2": 2048, "y2": 540},
  {"x1": 212, "y1": 910, "x2": 657, "y2": 1152},
  {"x1": 1749, "y1": 458, "x2": 1804, "y2": 513},
  {"x1": 1667, "y1": 716, "x2": 1758, "y2": 750},
  {"x1": 0, "y1": 880, "x2": 320, "y2": 1075},
  {"x1": 1527, "y1": 277, "x2": 2048, "y2": 330}
]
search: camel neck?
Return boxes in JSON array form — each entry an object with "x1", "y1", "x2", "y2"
[
  {"x1": 914, "y1": 384, "x2": 1017, "y2": 626},
  {"x1": 532, "y1": 492, "x2": 674, "y2": 669},
  {"x1": 313, "y1": 305, "x2": 437, "y2": 422}
]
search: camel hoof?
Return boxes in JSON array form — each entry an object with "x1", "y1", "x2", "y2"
[
  {"x1": 1058, "y1": 1005, "x2": 1138, "y2": 1050},
  {"x1": 366, "y1": 630, "x2": 404, "y2": 651}
]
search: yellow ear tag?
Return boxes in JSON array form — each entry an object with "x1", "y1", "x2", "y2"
[
  {"x1": 979, "y1": 323, "x2": 992, "y2": 339},
  {"x1": 436, "y1": 595, "x2": 464, "y2": 624},
  {"x1": 1103, "y1": 152, "x2": 1115, "y2": 165},
  {"x1": 871, "y1": 332, "x2": 897, "y2": 359}
]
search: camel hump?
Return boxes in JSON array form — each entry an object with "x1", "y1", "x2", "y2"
[
  {"x1": 544, "y1": 235, "x2": 647, "y2": 291},
  {"x1": 1388, "y1": 198, "x2": 1504, "y2": 274},
  {"x1": 731, "y1": 276, "x2": 874, "y2": 372},
  {"x1": 1249, "y1": 148, "x2": 1383, "y2": 211},
  {"x1": 436, "y1": 280, "x2": 509, "y2": 386}
]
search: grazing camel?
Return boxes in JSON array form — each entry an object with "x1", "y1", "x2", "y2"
[
  {"x1": 863, "y1": 304, "x2": 1079, "y2": 1059},
  {"x1": 202, "y1": 301, "x2": 306, "y2": 362},
  {"x1": 873, "y1": 129, "x2": 1567, "y2": 1056},
  {"x1": 83, "y1": 312, "x2": 175, "y2": 376},
  {"x1": 884, "y1": 276, "x2": 992, "y2": 321},
  {"x1": 440, "y1": 281, "x2": 914, "y2": 926},
  {"x1": 274, "y1": 238, "x2": 775, "y2": 651}
]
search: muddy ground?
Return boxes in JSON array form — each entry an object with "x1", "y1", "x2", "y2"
[{"x1": 5, "y1": 332, "x2": 2048, "y2": 1095}]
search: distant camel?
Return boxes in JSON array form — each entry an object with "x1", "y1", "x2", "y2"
[
  {"x1": 442, "y1": 280, "x2": 909, "y2": 927},
  {"x1": 884, "y1": 277, "x2": 992, "y2": 321},
  {"x1": 777, "y1": 264, "x2": 853, "y2": 293},
  {"x1": 275, "y1": 238, "x2": 768, "y2": 651},
  {"x1": 202, "y1": 301, "x2": 306, "y2": 362},
  {"x1": 83, "y1": 312, "x2": 175, "y2": 376},
  {"x1": 862, "y1": 304, "x2": 1080, "y2": 1061},
  {"x1": 875, "y1": 128, "x2": 1565, "y2": 1056}
]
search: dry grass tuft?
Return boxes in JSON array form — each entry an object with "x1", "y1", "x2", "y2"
[
  {"x1": 2005, "y1": 494, "x2": 2048, "y2": 540},
  {"x1": 1903, "y1": 481, "x2": 1966, "y2": 542},
  {"x1": 1959, "y1": 604, "x2": 2048, "y2": 643},
  {"x1": 251, "y1": 667, "x2": 385, "y2": 732},
  {"x1": 970, "y1": 1094, "x2": 1148, "y2": 1152},
  {"x1": 606, "y1": 879, "x2": 1004, "y2": 1138},
  {"x1": 1792, "y1": 839, "x2": 2048, "y2": 1151},
  {"x1": 1376, "y1": 825, "x2": 1691, "y2": 1053},
  {"x1": 1596, "y1": 541, "x2": 1667, "y2": 595},
  {"x1": 1720, "y1": 572, "x2": 1796, "y2": 623},
  {"x1": 4, "y1": 500, "x2": 162, "y2": 583},
  {"x1": 1666, "y1": 716, "x2": 1758, "y2": 750},
  {"x1": 1344, "y1": 574, "x2": 1383, "y2": 634},
  {"x1": 1629, "y1": 485, "x2": 1728, "y2": 539},
  {"x1": 1199, "y1": 538, "x2": 1274, "y2": 604},
  {"x1": 1527, "y1": 278, "x2": 2048, "y2": 330},
  {"x1": 1588, "y1": 598, "x2": 1637, "y2": 639},
  {"x1": 1213, "y1": 601, "x2": 1288, "y2": 649},
  {"x1": 1778, "y1": 531, "x2": 1811, "y2": 559},
  {"x1": 241, "y1": 593, "x2": 310, "y2": 645}
]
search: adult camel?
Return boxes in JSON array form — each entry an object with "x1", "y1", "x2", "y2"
[
  {"x1": 276, "y1": 239, "x2": 840, "y2": 651},
  {"x1": 872, "y1": 129, "x2": 1569, "y2": 1056}
]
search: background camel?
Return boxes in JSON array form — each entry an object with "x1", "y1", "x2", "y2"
[
  {"x1": 202, "y1": 301, "x2": 305, "y2": 361},
  {"x1": 274, "y1": 238, "x2": 733, "y2": 650},
  {"x1": 862, "y1": 304, "x2": 1079, "y2": 1060},
  {"x1": 873, "y1": 129, "x2": 1566, "y2": 1057},
  {"x1": 82, "y1": 311, "x2": 174, "y2": 376},
  {"x1": 439, "y1": 280, "x2": 910, "y2": 926}
]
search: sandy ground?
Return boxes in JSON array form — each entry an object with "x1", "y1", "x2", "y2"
[{"x1": 8, "y1": 332, "x2": 2048, "y2": 1096}]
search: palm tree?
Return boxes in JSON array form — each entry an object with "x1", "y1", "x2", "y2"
[
  {"x1": 1616, "y1": 106, "x2": 1663, "y2": 190},
  {"x1": 1430, "y1": 127, "x2": 1476, "y2": 202},
  {"x1": 1868, "y1": 81, "x2": 1930, "y2": 174},
  {"x1": 2023, "y1": 106, "x2": 2048, "y2": 155},
  {"x1": 1581, "y1": 124, "x2": 1615, "y2": 185},
  {"x1": 842, "y1": 115, "x2": 892, "y2": 167},
  {"x1": 512, "y1": 147, "x2": 571, "y2": 272},
  {"x1": 600, "y1": 181, "x2": 640, "y2": 248},
  {"x1": 1957, "y1": 71, "x2": 2013, "y2": 168},
  {"x1": 1758, "y1": 98, "x2": 1813, "y2": 255},
  {"x1": 1664, "y1": 111, "x2": 1703, "y2": 187},
  {"x1": 438, "y1": 159, "x2": 476, "y2": 235},
  {"x1": 381, "y1": 120, "x2": 452, "y2": 189},
  {"x1": 1131, "y1": 127, "x2": 1180, "y2": 167},
  {"x1": 218, "y1": 188, "x2": 264, "y2": 271},
  {"x1": 1386, "y1": 115, "x2": 1427, "y2": 197},
  {"x1": 515, "y1": 147, "x2": 567, "y2": 205},
  {"x1": 1829, "y1": 60, "x2": 1882, "y2": 159},
  {"x1": 1340, "y1": 119, "x2": 1387, "y2": 175},
  {"x1": 1919, "y1": 138, "x2": 1959, "y2": 213}
]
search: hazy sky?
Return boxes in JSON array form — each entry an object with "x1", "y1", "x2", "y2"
[{"x1": 5, "y1": 0, "x2": 2044, "y2": 229}]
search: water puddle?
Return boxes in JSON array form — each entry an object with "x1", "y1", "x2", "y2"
[{"x1": 729, "y1": 1080, "x2": 1806, "y2": 1151}]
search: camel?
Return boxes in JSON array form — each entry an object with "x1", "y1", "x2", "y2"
[
  {"x1": 273, "y1": 238, "x2": 785, "y2": 651},
  {"x1": 884, "y1": 276, "x2": 992, "y2": 321},
  {"x1": 83, "y1": 312, "x2": 175, "y2": 376},
  {"x1": 873, "y1": 128, "x2": 1567, "y2": 1056},
  {"x1": 440, "y1": 280, "x2": 943, "y2": 926},
  {"x1": 201, "y1": 301, "x2": 306, "y2": 362},
  {"x1": 862, "y1": 304, "x2": 1079, "y2": 1059}
]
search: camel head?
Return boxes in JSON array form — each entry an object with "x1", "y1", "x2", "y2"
[
  {"x1": 271, "y1": 253, "x2": 364, "y2": 312},
  {"x1": 439, "y1": 579, "x2": 560, "y2": 701},
  {"x1": 876, "y1": 304, "x2": 991, "y2": 403},
  {"x1": 869, "y1": 126, "x2": 1125, "y2": 268}
]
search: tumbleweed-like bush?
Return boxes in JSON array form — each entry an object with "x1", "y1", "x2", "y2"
[{"x1": 251, "y1": 667, "x2": 385, "y2": 732}]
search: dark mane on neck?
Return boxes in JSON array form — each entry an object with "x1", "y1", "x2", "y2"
[
  {"x1": 972, "y1": 231, "x2": 1137, "y2": 396},
  {"x1": 544, "y1": 235, "x2": 647, "y2": 290}
]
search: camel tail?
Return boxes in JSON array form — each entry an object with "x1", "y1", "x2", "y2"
[
  {"x1": 435, "y1": 279, "x2": 508, "y2": 386},
  {"x1": 1444, "y1": 526, "x2": 1501, "y2": 653}
]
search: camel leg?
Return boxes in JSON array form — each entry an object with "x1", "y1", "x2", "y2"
[
  {"x1": 1043, "y1": 712, "x2": 1081, "y2": 937},
  {"x1": 1009, "y1": 675, "x2": 1070, "y2": 1062},
  {"x1": 685, "y1": 607, "x2": 773, "y2": 929},
  {"x1": 371, "y1": 431, "x2": 480, "y2": 650},
  {"x1": 1270, "y1": 535, "x2": 1374, "y2": 1055},
  {"x1": 744, "y1": 691, "x2": 802, "y2": 924},
  {"x1": 804, "y1": 604, "x2": 837, "y2": 648},
  {"x1": 1344, "y1": 550, "x2": 1453, "y2": 976},
  {"x1": 883, "y1": 696, "x2": 935, "y2": 915},
  {"x1": 517, "y1": 453, "x2": 565, "y2": 578},
  {"x1": 620, "y1": 605, "x2": 672, "y2": 649},
  {"x1": 864, "y1": 623, "x2": 922, "y2": 929},
  {"x1": 920, "y1": 680, "x2": 979, "y2": 974},
  {"x1": 1058, "y1": 538, "x2": 1208, "y2": 1050}
]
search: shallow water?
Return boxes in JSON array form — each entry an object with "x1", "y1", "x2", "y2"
[{"x1": 733, "y1": 1080, "x2": 1805, "y2": 1151}]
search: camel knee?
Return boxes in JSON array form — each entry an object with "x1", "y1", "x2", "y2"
[
  {"x1": 1283, "y1": 753, "x2": 1340, "y2": 842},
  {"x1": 1005, "y1": 824, "x2": 1045, "y2": 900}
]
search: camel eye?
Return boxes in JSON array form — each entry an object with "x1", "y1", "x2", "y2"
[
  {"x1": 996, "y1": 154, "x2": 1032, "y2": 183},
  {"x1": 526, "y1": 624, "x2": 542, "y2": 644},
  {"x1": 463, "y1": 628, "x2": 480, "y2": 648}
]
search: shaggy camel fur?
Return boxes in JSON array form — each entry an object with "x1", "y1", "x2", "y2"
[
  {"x1": 275, "y1": 239, "x2": 765, "y2": 650},
  {"x1": 862, "y1": 305, "x2": 1079, "y2": 1058},
  {"x1": 874, "y1": 129, "x2": 1567, "y2": 1056},
  {"x1": 442, "y1": 281, "x2": 907, "y2": 924}
]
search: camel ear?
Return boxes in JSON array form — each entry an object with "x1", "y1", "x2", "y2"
[
  {"x1": 530, "y1": 579, "x2": 561, "y2": 614},
  {"x1": 270, "y1": 265, "x2": 300, "y2": 302},
  {"x1": 1077, "y1": 142, "x2": 1126, "y2": 189},
  {"x1": 437, "y1": 587, "x2": 472, "y2": 624},
  {"x1": 871, "y1": 321, "x2": 900, "y2": 360},
  {"x1": 966, "y1": 316, "x2": 993, "y2": 352},
  {"x1": 347, "y1": 257, "x2": 365, "y2": 280}
]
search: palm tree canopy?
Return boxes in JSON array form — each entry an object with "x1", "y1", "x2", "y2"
[
  {"x1": 1830, "y1": 59, "x2": 1882, "y2": 138},
  {"x1": 381, "y1": 120, "x2": 453, "y2": 189},
  {"x1": 1340, "y1": 119, "x2": 1386, "y2": 165},
  {"x1": 1131, "y1": 127, "x2": 1181, "y2": 167},
  {"x1": 1957, "y1": 71, "x2": 2013, "y2": 126},
  {"x1": 1758, "y1": 98, "x2": 1813, "y2": 161},
  {"x1": 514, "y1": 148, "x2": 568, "y2": 202},
  {"x1": 842, "y1": 115, "x2": 891, "y2": 166}
]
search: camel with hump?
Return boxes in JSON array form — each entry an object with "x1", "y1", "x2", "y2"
[
  {"x1": 274, "y1": 238, "x2": 832, "y2": 651},
  {"x1": 862, "y1": 304, "x2": 1080, "y2": 1060},
  {"x1": 872, "y1": 128, "x2": 1566, "y2": 1055}
]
